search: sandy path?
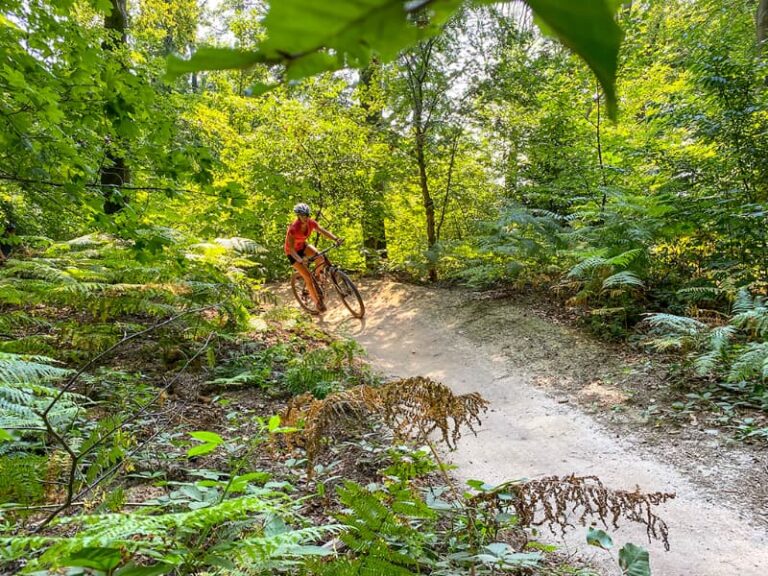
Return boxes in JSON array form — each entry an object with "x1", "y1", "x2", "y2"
[{"x1": 319, "y1": 281, "x2": 768, "y2": 576}]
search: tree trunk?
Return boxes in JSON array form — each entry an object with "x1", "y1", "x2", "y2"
[
  {"x1": 101, "y1": 0, "x2": 130, "y2": 215},
  {"x1": 758, "y1": 0, "x2": 768, "y2": 55},
  {"x1": 359, "y1": 64, "x2": 389, "y2": 271},
  {"x1": 415, "y1": 126, "x2": 437, "y2": 281},
  {"x1": 403, "y1": 40, "x2": 440, "y2": 282}
]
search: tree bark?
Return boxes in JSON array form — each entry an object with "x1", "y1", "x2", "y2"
[
  {"x1": 359, "y1": 64, "x2": 389, "y2": 271},
  {"x1": 404, "y1": 40, "x2": 439, "y2": 282},
  {"x1": 101, "y1": 0, "x2": 130, "y2": 215},
  {"x1": 758, "y1": 0, "x2": 768, "y2": 55},
  {"x1": 415, "y1": 125, "x2": 437, "y2": 281}
]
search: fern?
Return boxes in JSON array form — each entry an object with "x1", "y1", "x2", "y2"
[
  {"x1": 329, "y1": 481, "x2": 431, "y2": 575},
  {"x1": 728, "y1": 342, "x2": 768, "y2": 382},
  {"x1": 646, "y1": 288, "x2": 768, "y2": 387},
  {"x1": 0, "y1": 353, "x2": 84, "y2": 435},
  {"x1": 602, "y1": 271, "x2": 644, "y2": 290},
  {"x1": 731, "y1": 290, "x2": 768, "y2": 338},
  {"x1": 2, "y1": 260, "x2": 77, "y2": 284},
  {"x1": 693, "y1": 325, "x2": 737, "y2": 375},
  {"x1": 645, "y1": 313, "x2": 708, "y2": 352},
  {"x1": 0, "y1": 454, "x2": 47, "y2": 505},
  {"x1": 676, "y1": 286, "x2": 724, "y2": 302},
  {"x1": 3, "y1": 492, "x2": 339, "y2": 572},
  {"x1": 606, "y1": 248, "x2": 644, "y2": 269},
  {"x1": 567, "y1": 255, "x2": 609, "y2": 279}
]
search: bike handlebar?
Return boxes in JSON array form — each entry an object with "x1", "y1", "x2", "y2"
[{"x1": 306, "y1": 242, "x2": 342, "y2": 262}]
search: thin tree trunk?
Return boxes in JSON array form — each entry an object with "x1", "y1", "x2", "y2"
[
  {"x1": 404, "y1": 40, "x2": 439, "y2": 282},
  {"x1": 359, "y1": 63, "x2": 388, "y2": 271},
  {"x1": 416, "y1": 126, "x2": 437, "y2": 281},
  {"x1": 101, "y1": 0, "x2": 130, "y2": 215},
  {"x1": 595, "y1": 81, "x2": 607, "y2": 212},
  {"x1": 436, "y1": 130, "x2": 460, "y2": 241},
  {"x1": 758, "y1": 0, "x2": 768, "y2": 54}
]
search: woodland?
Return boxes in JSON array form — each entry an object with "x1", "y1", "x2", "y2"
[{"x1": 1, "y1": 0, "x2": 768, "y2": 574}]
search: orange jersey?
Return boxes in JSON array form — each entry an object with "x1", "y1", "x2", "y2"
[{"x1": 284, "y1": 218, "x2": 318, "y2": 254}]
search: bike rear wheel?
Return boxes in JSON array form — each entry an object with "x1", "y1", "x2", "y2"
[
  {"x1": 332, "y1": 270, "x2": 365, "y2": 319},
  {"x1": 291, "y1": 272, "x2": 323, "y2": 315}
]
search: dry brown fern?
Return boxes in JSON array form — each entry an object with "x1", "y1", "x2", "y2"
[
  {"x1": 277, "y1": 377, "x2": 488, "y2": 470},
  {"x1": 468, "y1": 474, "x2": 674, "y2": 550}
]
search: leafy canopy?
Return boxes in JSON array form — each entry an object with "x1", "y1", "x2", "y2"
[{"x1": 168, "y1": 0, "x2": 623, "y2": 115}]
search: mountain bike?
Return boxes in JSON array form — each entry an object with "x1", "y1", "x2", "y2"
[{"x1": 290, "y1": 244, "x2": 365, "y2": 319}]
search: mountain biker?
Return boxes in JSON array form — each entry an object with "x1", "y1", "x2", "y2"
[{"x1": 285, "y1": 203, "x2": 343, "y2": 312}]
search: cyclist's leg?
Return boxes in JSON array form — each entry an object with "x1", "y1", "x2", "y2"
[
  {"x1": 305, "y1": 245, "x2": 326, "y2": 274},
  {"x1": 291, "y1": 261, "x2": 321, "y2": 306}
]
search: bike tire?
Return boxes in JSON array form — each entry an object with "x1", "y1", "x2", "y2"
[
  {"x1": 332, "y1": 270, "x2": 365, "y2": 319},
  {"x1": 291, "y1": 272, "x2": 323, "y2": 315}
]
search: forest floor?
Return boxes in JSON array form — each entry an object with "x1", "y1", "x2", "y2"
[{"x1": 312, "y1": 279, "x2": 768, "y2": 576}]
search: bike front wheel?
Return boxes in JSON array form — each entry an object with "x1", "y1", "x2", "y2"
[
  {"x1": 331, "y1": 270, "x2": 365, "y2": 319},
  {"x1": 291, "y1": 272, "x2": 323, "y2": 315}
]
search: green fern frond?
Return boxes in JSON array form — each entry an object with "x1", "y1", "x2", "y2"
[
  {"x1": 3, "y1": 493, "x2": 299, "y2": 569},
  {"x1": 0, "y1": 285, "x2": 26, "y2": 305},
  {"x1": 645, "y1": 313, "x2": 707, "y2": 336},
  {"x1": 606, "y1": 248, "x2": 644, "y2": 268},
  {"x1": 0, "y1": 260, "x2": 76, "y2": 284},
  {"x1": 677, "y1": 286, "x2": 722, "y2": 302},
  {"x1": 65, "y1": 234, "x2": 112, "y2": 250},
  {"x1": 0, "y1": 311, "x2": 50, "y2": 334},
  {"x1": 601, "y1": 271, "x2": 644, "y2": 290},
  {"x1": 0, "y1": 335, "x2": 57, "y2": 356},
  {"x1": 567, "y1": 256, "x2": 609, "y2": 279},
  {"x1": 708, "y1": 325, "x2": 736, "y2": 352},
  {"x1": 728, "y1": 343, "x2": 768, "y2": 382},
  {"x1": 732, "y1": 288, "x2": 757, "y2": 315},
  {"x1": 732, "y1": 296, "x2": 768, "y2": 338},
  {"x1": 0, "y1": 353, "x2": 83, "y2": 434},
  {"x1": 234, "y1": 524, "x2": 344, "y2": 564},
  {"x1": 215, "y1": 237, "x2": 266, "y2": 255},
  {"x1": 0, "y1": 353, "x2": 70, "y2": 385}
]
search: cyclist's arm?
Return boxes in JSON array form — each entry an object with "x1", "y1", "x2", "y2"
[{"x1": 316, "y1": 225, "x2": 341, "y2": 244}]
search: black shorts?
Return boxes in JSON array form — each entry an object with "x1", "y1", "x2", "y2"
[{"x1": 287, "y1": 247, "x2": 306, "y2": 264}]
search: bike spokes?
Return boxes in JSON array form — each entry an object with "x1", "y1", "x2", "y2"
[
  {"x1": 291, "y1": 272, "x2": 323, "y2": 314},
  {"x1": 332, "y1": 270, "x2": 365, "y2": 319}
]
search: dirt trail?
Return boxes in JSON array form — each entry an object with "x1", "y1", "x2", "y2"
[{"x1": 319, "y1": 280, "x2": 768, "y2": 576}]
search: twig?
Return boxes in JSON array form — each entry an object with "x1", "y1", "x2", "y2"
[
  {"x1": 33, "y1": 309, "x2": 217, "y2": 531},
  {"x1": 42, "y1": 304, "x2": 217, "y2": 418},
  {"x1": 75, "y1": 332, "x2": 216, "y2": 463}
]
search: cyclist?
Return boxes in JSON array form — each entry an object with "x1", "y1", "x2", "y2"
[{"x1": 285, "y1": 203, "x2": 342, "y2": 312}]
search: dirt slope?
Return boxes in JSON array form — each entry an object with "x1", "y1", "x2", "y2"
[{"x1": 318, "y1": 280, "x2": 768, "y2": 576}]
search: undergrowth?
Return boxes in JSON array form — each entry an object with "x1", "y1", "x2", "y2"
[{"x1": 0, "y1": 233, "x2": 667, "y2": 576}]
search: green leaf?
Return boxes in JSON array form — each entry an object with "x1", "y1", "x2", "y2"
[
  {"x1": 619, "y1": 543, "x2": 651, "y2": 576},
  {"x1": 164, "y1": 0, "x2": 623, "y2": 118},
  {"x1": 187, "y1": 431, "x2": 224, "y2": 457},
  {"x1": 167, "y1": 0, "x2": 460, "y2": 81},
  {"x1": 62, "y1": 547, "x2": 122, "y2": 572},
  {"x1": 267, "y1": 414, "x2": 281, "y2": 432},
  {"x1": 245, "y1": 82, "x2": 279, "y2": 97},
  {"x1": 189, "y1": 431, "x2": 223, "y2": 444},
  {"x1": 0, "y1": 429, "x2": 15, "y2": 442},
  {"x1": 260, "y1": 0, "x2": 459, "y2": 64},
  {"x1": 586, "y1": 527, "x2": 614, "y2": 550},
  {"x1": 229, "y1": 471, "x2": 271, "y2": 492},
  {"x1": 525, "y1": 0, "x2": 623, "y2": 118},
  {"x1": 166, "y1": 48, "x2": 265, "y2": 80}
]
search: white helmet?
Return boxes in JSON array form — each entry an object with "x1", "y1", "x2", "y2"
[{"x1": 293, "y1": 203, "x2": 311, "y2": 216}]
